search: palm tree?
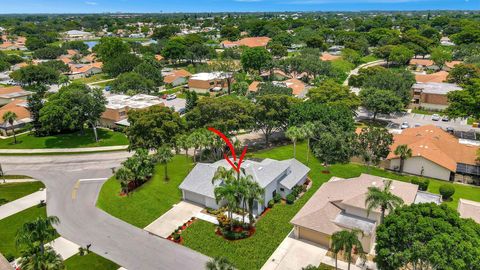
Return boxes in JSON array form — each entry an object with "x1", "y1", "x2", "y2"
[
  {"x1": 16, "y1": 216, "x2": 60, "y2": 256},
  {"x1": 3, "y1": 111, "x2": 18, "y2": 144},
  {"x1": 331, "y1": 229, "x2": 366, "y2": 270},
  {"x1": 205, "y1": 257, "x2": 235, "y2": 270},
  {"x1": 285, "y1": 126, "x2": 304, "y2": 159},
  {"x1": 115, "y1": 167, "x2": 134, "y2": 195},
  {"x1": 212, "y1": 167, "x2": 237, "y2": 226},
  {"x1": 365, "y1": 179, "x2": 404, "y2": 224},
  {"x1": 155, "y1": 145, "x2": 174, "y2": 181},
  {"x1": 394, "y1": 144, "x2": 412, "y2": 173},
  {"x1": 189, "y1": 131, "x2": 205, "y2": 163},
  {"x1": 244, "y1": 176, "x2": 264, "y2": 226},
  {"x1": 301, "y1": 122, "x2": 315, "y2": 164},
  {"x1": 176, "y1": 134, "x2": 192, "y2": 159},
  {"x1": 18, "y1": 246, "x2": 64, "y2": 270}
]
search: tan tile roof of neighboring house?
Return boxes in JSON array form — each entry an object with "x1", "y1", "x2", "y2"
[
  {"x1": 285, "y1": 78, "x2": 306, "y2": 96},
  {"x1": 248, "y1": 81, "x2": 261, "y2": 92},
  {"x1": 445, "y1": 61, "x2": 462, "y2": 69},
  {"x1": 221, "y1": 37, "x2": 271, "y2": 48},
  {"x1": 387, "y1": 125, "x2": 479, "y2": 171},
  {"x1": 261, "y1": 69, "x2": 291, "y2": 79},
  {"x1": 458, "y1": 199, "x2": 480, "y2": 223},
  {"x1": 155, "y1": 54, "x2": 164, "y2": 61},
  {"x1": 410, "y1": 58, "x2": 434, "y2": 66},
  {"x1": 0, "y1": 99, "x2": 31, "y2": 124},
  {"x1": 321, "y1": 52, "x2": 341, "y2": 61},
  {"x1": 163, "y1": 69, "x2": 192, "y2": 84},
  {"x1": 415, "y1": 71, "x2": 449, "y2": 83},
  {"x1": 59, "y1": 56, "x2": 73, "y2": 65},
  {"x1": 0, "y1": 86, "x2": 31, "y2": 99},
  {"x1": 291, "y1": 174, "x2": 419, "y2": 235},
  {"x1": 66, "y1": 49, "x2": 78, "y2": 56},
  {"x1": 69, "y1": 62, "x2": 103, "y2": 74}
]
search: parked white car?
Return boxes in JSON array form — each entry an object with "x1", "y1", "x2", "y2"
[{"x1": 431, "y1": 114, "x2": 441, "y2": 121}]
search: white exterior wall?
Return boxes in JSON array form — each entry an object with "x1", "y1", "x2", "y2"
[
  {"x1": 390, "y1": 157, "x2": 451, "y2": 181},
  {"x1": 263, "y1": 180, "x2": 278, "y2": 208},
  {"x1": 343, "y1": 205, "x2": 380, "y2": 222},
  {"x1": 419, "y1": 103, "x2": 448, "y2": 111},
  {"x1": 205, "y1": 197, "x2": 220, "y2": 209},
  {"x1": 189, "y1": 87, "x2": 209, "y2": 94}
]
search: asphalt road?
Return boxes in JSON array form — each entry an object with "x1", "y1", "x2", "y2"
[{"x1": 0, "y1": 152, "x2": 210, "y2": 270}]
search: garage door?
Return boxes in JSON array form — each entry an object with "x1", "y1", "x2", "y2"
[
  {"x1": 299, "y1": 227, "x2": 330, "y2": 247},
  {"x1": 184, "y1": 191, "x2": 206, "y2": 206}
]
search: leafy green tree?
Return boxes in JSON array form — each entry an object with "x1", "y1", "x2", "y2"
[
  {"x1": 185, "y1": 90, "x2": 198, "y2": 112},
  {"x1": 232, "y1": 81, "x2": 249, "y2": 96},
  {"x1": 220, "y1": 26, "x2": 240, "y2": 41},
  {"x1": 155, "y1": 145, "x2": 174, "y2": 181},
  {"x1": 361, "y1": 68, "x2": 415, "y2": 106},
  {"x1": 94, "y1": 37, "x2": 130, "y2": 61},
  {"x1": 39, "y1": 83, "x2": 106, "y2": 138},
  {"x1": 311, "y1": 123, "x2": 357, "y2": 169},
  {"x1": 331, "y1": 229, "x2": 366, "y2": 270},
  {"x1": 285, "y1": 126, "x2": 304, "y2": 159},
  {"x1": 241, "y1": 47, "x2": 272, "y2": 74},
  {"x1": 121, "y1": 148, "x2": 156, "y2": 185},
  {"x1": 365, "y1": 179, "x2": 404, "y2": 224},
  {"x1": 16, "y1": 216, "x2": 60, "y2": 256},
  {"x1": 268, "y1": 42, "x2": 288, "y2": 58},
  {"x1": 307, "y1": 79, "x2": 360, "y2": 111},
  {"x1": 33, "y1": 46, "x2": 66, "y2": 60},
  {"x1": 393, "y1": 144, "x2": 412, "y2": 173},
  {"x1": 439, "y1": 184, "x2": 455, "y2": 200},
  {"x1": 206, "y1": 257, "x2": 235, "y2": 270},
  {"x1": 25, "y1": 36, "x2": 47, "y2": 51},
  {"x1": 445, "y1": 79, "x2": 480, "y2": 121},
  {"x1": 447, "y1": 64, "x2": 480, "y2": 85},
  {"x1": 376, "y1": 203, "x2": 480, "y2": 270},
  {"x1": 357, "y1": 126, "x2": 393, "y2": 168},
  {"x1": 151, "y1": 25, "x2": 181, "y2": 41},
  {"x1": 27, "y1": 88, "x2": 46, "y2": 136},
  {"x1": 3, "y1": 111, "x2": 18, "y2": 144},
  {"x1": 254, "y1": 95, "x2": 299, "y2": 144},
  {"x1": 111, "y1": 72, "x2": 155, "y2": 95},
  {"x1": 10, "y1": 65, "x2": 60, "y2": 86},
  {"x1": 186, "y1": 96, "x2": 254, "y2": 135},
  {"x1": 289, "y1": 103, "x2": 356, "y2": 134},
  {"x1": 359, "y1": 88, "x2": 404, "y2": 120},
  {"x1": 162, "y1": 38, "x2": 187, "y2": 63},
  {"x1": 62, "y1": 41, "x2": 89, "y2": 55},
  {"x1": 305, "y1": 35, "x2": 324, "y2": 49},
  {"x1": 451, "y1": 29, "x2": 480, "y2": 45},
  {"x1": 133, "y1": 58, "x2": 164, "y2": 86},
  {"x1": 103, "y1": 53, "x2": 142, "y2": 77},
  {"x1": 342, "y1": 48, "x2": 361, "y2": 65},
  {"x1": 431, "y1": 47, "x2": 453, "y2": 69},
  {"x1": 40, "y1": 60, "x2": 70, "y2": 73},
  {"x1": 388, "y1": 45, "x2": 414, "y2": 66},
  {"x1": 126, "y1": 106, "x2": 185, "y2": 150}
]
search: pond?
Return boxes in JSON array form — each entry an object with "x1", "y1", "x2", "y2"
[{"x1": 84, "y1": 41, "x2": 98, "y2": 49}]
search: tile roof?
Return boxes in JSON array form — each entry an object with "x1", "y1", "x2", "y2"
[
  {"x1": 285, "y1": 78, "x2": 306, "y2": 96},
  {"x1": 445, "y1": 61, "x2": 462, "y2": 69},
  {"x1": 0, "y1": 99, "x2": 31, "y2": 125},
  {"x1": 163, "y1": 69, "x2": 191, "y2": 84},
  {"x1": 221, "y1": 37, "x2": 271, "y2": 48},
  {"x1": 0, "y1": 86, "x2": 32, "y2": 99},
  {"x1": 415, "y1": 71, "x2": 449, "y2": 83},
  {"x1": 410, "y1": 58, "x2": 434, "y2": 66},
  {"x1": 387, "y1": 125, "x2": 479, "y2": 171},
  {"x1": 248, "y1": 81, "x2": 260, "y2": 92},
  {"x1": 291, "y1": 174, "x2": 419, "y2": 235}
]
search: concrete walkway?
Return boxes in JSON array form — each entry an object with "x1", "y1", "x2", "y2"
[
  {"x1": 0, "y1": 189, "x2": 46, "y2": 220},
  {"x1": 46, "y1": 237, "x2": 80, "y2": 260},
  {"x1": 144, "y1": 201, "x2": 203, "y2": 237},
  {"x1": 0, "y1": 145, "x2": 128, "y2": 154},
  {"x1": 343, "y1": 60, "x2": 386, "y2": 86},
  {"x1": 1, "y1": 179, "x2": 38, "y2": 183}
]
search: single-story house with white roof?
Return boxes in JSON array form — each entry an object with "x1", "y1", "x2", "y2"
[{"x1": 179, "y1": 158, "x2": 310, "y2": 215}]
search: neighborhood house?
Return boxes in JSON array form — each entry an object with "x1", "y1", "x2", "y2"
[
  {"x1": 411, "y1": 82, "x2": 461, "y2": 110},
  {"x1": 0, "y1": 99, "x2": 31, "y2": 136},
  {"x1": 162, "y1": 69, "x2": 192, "y2": 86},
  {"x1": 188, "y1": 72, "x2": 231, "y2": 93},
  {"x1": 386, "y1": 125, "x2": 480, "y2": 183},
  {"x1": 0, "y1": 86, "x2": 32, "y2": 106},
  {"x1": 291, "y1": 174, "x2": 440, "y2": 253},
  {"x1": 100, "y1": 94, "x2": 164, "y2": 127},
  {"x1": 179, "y1": 158, "x2": 310, "y2": 215}
]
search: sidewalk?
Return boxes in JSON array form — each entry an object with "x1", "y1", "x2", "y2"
[
  {"x1": 0, "y1": 145, "x2": 128, "y2": 154},
  {"x1": 1, "y1": 179, "x2": 38, "y2": 183},
  {"x1": 0, "y1": 190, "x2": 46, "y2": 220}
]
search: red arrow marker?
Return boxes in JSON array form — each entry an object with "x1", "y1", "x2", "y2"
[{"x1": 208, "y1": 127, "x2": 247, "y2": 173}]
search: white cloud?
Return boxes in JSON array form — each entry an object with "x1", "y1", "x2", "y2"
[
  {"x1": 85, "y1": 1, "x2": 98, "y2": 5},
  {"x1": 288, "y1": 0, "x2": 436, "y2": 3}
]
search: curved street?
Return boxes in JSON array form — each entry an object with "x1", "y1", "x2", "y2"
[{"x1": 0, "y1": 152, "x2": 210, "y2": 270}]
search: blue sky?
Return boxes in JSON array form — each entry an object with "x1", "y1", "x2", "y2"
[{"x1": 0, "y1": 0, "x2": 478, "y2": 13}]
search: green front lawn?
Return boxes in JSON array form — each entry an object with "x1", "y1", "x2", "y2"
[
  {"x1": 0, "y1": 129, "x2": 128, "y2": 149},
  {"x1": 0, "y1": 205, "x2": 57, "y2": 258},
  {"x1": 181, "y1": 142, "x2": 480, "y2": 269},
  {"x1": 72, "y1": 73, "x2": 111, "y2": 84},
  {"x1": 64, "y1": 252, "x2": 119, "y2": 270},
  {"x1": 0, "y1": 181, "x2": 45, "y2": 206},
  {"x1": 96, "y1": 155, "x2": 195, "y2": 228}
]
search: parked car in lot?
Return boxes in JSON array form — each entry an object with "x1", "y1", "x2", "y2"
[
  {"x1": 401, "y1": 122, "x2": 410, "y2": 129},
  {"x1": 446, "y1": 127, "x2": 455, "y2": 133},
  {"x1": 414, "y1": 123, "x2": 421, "y2": 127},
  {"x1": 166, "y1": 94, "x2": 176, "y2": 100},
  {"x1": 431, "y1": 114, "x2": 441, "y2": 121},
  {"x1": 442, "y1": 116, "x2": 449, "y2": 122}
]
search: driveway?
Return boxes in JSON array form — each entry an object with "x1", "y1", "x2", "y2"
[
  {"x1": 262, "y1": 231, "x2": 328, "y2": 270},
  {"x1": 144, "y1": 201, "x2": 203, "y2": 238},
  {"x1": 1, "y1": 152, "x2": 210, "y2": 270}
]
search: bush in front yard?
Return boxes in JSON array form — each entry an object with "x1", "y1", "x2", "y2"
[
  {"x1": 273, "y1": 193, "x2": 281, "y2": 203},
  {"x1": 268, "y1": 199, "x2": 275, "y2": 208},
  {"x1": 439, "y1": 184, "x2": 455, "y2": 200},
  {"x1": 411, "y1": 178, "x2": 430, "y2": 191},
  {"x1": 286, "y1": 194, "x2": 295, "y2": 204}
]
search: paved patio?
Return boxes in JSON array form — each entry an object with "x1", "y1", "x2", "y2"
[{"x1": 144, "y1": 201, "x2": 203, "y2": 237}]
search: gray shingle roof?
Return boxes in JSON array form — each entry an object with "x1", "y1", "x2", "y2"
[{"x1": 179, "y1": 158, "x2": 310, "y2": 198}]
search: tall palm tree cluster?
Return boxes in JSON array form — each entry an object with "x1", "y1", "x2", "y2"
[
  {"x1": 285, "y1": 122, "x2": 315, "y2": 162},
  {"x1": 16, "y1": 216, "x2": 64, "y2": 270},
  {"x1": 212, "y1": 167, "x2": 264, "y2": 236},
  {"x1": 176, "y1": 129, "x2": 241, "y2": 163},
  {"x1": 3, "y1": 111, "x2": 18, "y2": 144}
]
